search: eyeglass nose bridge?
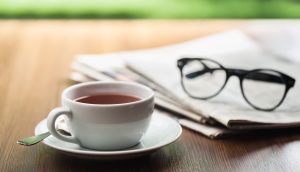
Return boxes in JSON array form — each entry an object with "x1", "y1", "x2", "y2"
[{"x1": 226, "y1": 68, "x2": 248, "y2": 80}]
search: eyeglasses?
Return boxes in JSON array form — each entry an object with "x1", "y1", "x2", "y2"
[{"x1": 177, "y1": 58, "x2": 295, "y2": 111}]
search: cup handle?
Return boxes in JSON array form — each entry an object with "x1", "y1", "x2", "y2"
[{"x1": 47, "y1": 107, "x2": 78, "y2": 143}]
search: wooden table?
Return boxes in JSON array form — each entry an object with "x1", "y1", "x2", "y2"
[{"x1": 1, "y1": 20, "x2": 300, "y2": 172}]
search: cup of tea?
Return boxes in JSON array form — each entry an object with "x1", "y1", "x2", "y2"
[{"x1": 47, "y1": 81, "x2": 155, "y2": 150}]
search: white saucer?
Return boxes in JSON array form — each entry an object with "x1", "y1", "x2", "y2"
[{"x1": 35, "y1": 111, "x2": 182, "y2": 159}]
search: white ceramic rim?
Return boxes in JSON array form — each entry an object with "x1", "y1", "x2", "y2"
[{"x1": 62, "y1": 81, "x2": 155, "y2": 107}]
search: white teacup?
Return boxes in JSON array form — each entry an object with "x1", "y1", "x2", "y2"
[{"x1": 47, "y1": 81, "x2": 155, "y2": 150}]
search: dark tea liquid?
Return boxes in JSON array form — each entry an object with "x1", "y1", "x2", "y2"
[{"x1": 75, "y1": 94, "x2": 141, "y2": 105}]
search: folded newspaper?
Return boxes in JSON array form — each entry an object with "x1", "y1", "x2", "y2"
[{"x1": 71, "y1": 25, "x2": 300, "y2": 138}]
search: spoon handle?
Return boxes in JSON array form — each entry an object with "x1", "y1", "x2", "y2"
[{"x1": 17, "y1": 132, "x2": 51, "y2": 146}]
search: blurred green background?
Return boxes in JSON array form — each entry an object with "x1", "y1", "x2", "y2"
[{"x1": 1, "y1": 0, "x2": 300, "y2": 18}]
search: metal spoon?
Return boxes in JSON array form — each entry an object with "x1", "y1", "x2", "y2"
[{"x1": 17, "y1": 119, "x2": 70, "y2": 146}]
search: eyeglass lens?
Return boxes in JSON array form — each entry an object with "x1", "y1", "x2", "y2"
[
  {"x1": 242, "y1": 70, "x2": 286, "y2": 110},
  {"x1": 182, "y1": 59, "x2": 227, "y2": 98}
]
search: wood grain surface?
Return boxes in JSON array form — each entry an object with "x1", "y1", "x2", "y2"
[{"x1": 1, "y1": 20, "x2": 300, "y2": 172}]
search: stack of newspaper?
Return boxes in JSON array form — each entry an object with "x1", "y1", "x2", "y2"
[{"x1": 70, "y1": 23, "x2": 300, "y2": 138}]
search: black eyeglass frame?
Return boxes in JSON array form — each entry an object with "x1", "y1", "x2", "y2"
[{"x1": 177, "y1": 57, "x2": 296, "y2": 111}]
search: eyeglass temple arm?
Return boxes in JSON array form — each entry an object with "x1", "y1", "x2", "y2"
[
  {"x1": 227, "y1": 69, "x2": 287, "y2": 85},
  {"x1": 184, "y1": 61, "x2": 213, "y2": 78},
  {"x1": 186, "y1": 68, "x2": 292, "y2": 85}
]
